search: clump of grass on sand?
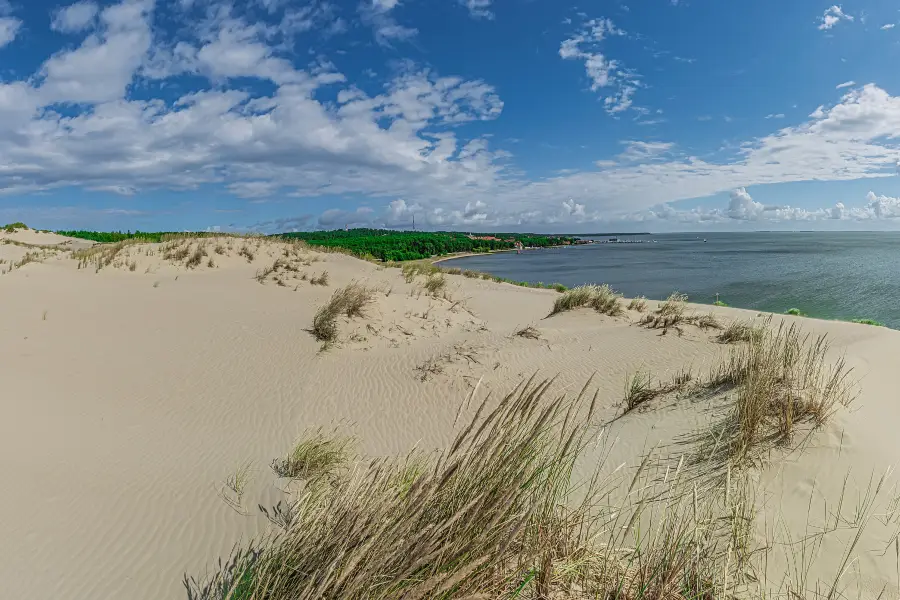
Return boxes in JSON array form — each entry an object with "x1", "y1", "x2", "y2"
[
  {"x1": 311, "y1": 282, "x2": 375, "y2": 342},
  {"x1": 706, "y1": 321, "x2": 856, "y2": 463},
  {"x1": 310, "y1": 271, "x2": 329, "y2": 286},
  {"x1": 422, "y1": 273, "x2": 448, "y2": 297},
  {"x1": 622, "y1": 368, "x2": 695, "y2": 414},
  {"x1": 717, "y1": 320, "x2": 763, "y2": 344},
  {"x1": 270, "y1": 430, "x2": 355, "y2": 480},
  {"x1": 785, "y1": 307, "x2": 806, "y2": 316},
  {"x1": 513, "y1": 325, "x2": 541, "y2": 339},
  {"x1": 627, "y1": 296, "x2": 647, "y2": 312},
  {"x1": 219, "y1": 462, "x2": 253, "y2": 514},
  {"x1": 548, "y1": 284, "x2": 623, "y2": 317},
  {"x1": 639, "y1": 292, "x2": 723, "y2": 333}
]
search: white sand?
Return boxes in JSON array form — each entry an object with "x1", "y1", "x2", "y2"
[{"x1": 2, "y1": 233, "x2": 899, "y2": 599}]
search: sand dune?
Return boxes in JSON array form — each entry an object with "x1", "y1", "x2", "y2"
[{"x1": 2, "y1": 232, "x2": 900, "y2": 599}]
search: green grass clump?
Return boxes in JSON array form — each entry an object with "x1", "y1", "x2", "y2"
[
  {"x1": 548, "y1": 284, "x2": 623, "y2": 317},
  {"x1": 714, "y1": 300, "x2": 729, "y2": 307},
  {"x1": 270, "y1": 430, "x2": 355, "y2": 480},
  {"x1": 785, "y1": 308, "x2": 806, "y2": 316},
  {"x1": 311, "y1": 282, "x2": 375, "y2": 342},
  {"x1": 850, "y1": 318, "x2": 885, "y2": 327}
]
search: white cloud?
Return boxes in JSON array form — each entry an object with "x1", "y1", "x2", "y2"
[
  {"x1": 818, "y1": 5, "x2": 853, "y2": 30},
  {"x1": 559, "y1": 18, "x2": 638, "y2": 114},
  {"x1": 836, "y1": 80, "x2": 855, "y2": 89},
  {"x1": 726, "y1": 187, "x2": 765, "y2": 219},
  {"x1": 882, "y1": 23, "x2": 896, "y2": 30},
  {"x1": 765, "y1": 113, "x2": 785, "y2": 119},
  {"x1": 0, "y1": 16, "x2": 20, "y2": 47},
  {"x1": 51, "y1": 1, "x2": 99, "y2": 33},
  {"x1": 459, "y1": 0, "x2": 492, "y2": 19},
  {"x1": 617, "y1": 140, "x2": 673, "y2": 161},
  {"x1": 360, "y1": 0, "x2": 417, "y2": 44}
]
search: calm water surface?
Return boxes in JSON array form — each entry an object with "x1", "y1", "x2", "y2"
[{"x1": 443, "y1": 232, "x2": 900, "y2": 329}]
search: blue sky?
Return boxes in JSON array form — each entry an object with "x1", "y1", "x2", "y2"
[{"x1": 2, "y1": 0, "x2": 900, "y2": 232}]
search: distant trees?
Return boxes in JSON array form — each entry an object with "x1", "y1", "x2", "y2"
[
  {"x1": 55, "y1": 228, "x2": 577, "y2": 262},
  {"x1": 279, "y1": 229, "x2": 576, "y2": 261}
]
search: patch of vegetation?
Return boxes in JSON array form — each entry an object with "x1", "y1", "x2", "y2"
[
  {"x1": 2, "y1": 222, "x2": 27, "y2": 232},
  {"x1": 270, "y1": 430, "x2": 355, "y2": 480},
  {"x1": 311, "y1": 282, "x2": 375, "y2": 342},
  {"x1": 277, "y1": 229, "x2": 578, "y2": 262},
  {"x1": 717, "y1": 320, "x2": 762, "y2": 344},
  {"x1": 548, "y1": 284, "x2": 623, "y2": 317},
  {"x1": 707, "y1": 321, "x2": 855, "y2": 463},
  {"x1": 422, "y1": 272, "x2": 448, "y2": 296},
  {"x1": 850, "y1": 318, "x2": 885, "y2": 327},
  {"x1": 785, "y1": 308, "x2": 806, "y2": 316},
  {"x1": 627, "y1": 296, "x2": 648, "y2": 312}
]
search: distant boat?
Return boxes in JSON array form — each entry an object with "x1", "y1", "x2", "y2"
[{"x1": 703, "y1": 239, "x2": 707, "y2": 243}]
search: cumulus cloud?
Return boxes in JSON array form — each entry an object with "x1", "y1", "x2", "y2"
[
  {"x1": 51, "y1": 1, "x2": 99, "y2": 33},
  {"x1": 818, "y1": 5, "x2": 853, "y2": 30},
  {"x1": 559, "y1": 18, "x2": 638, "y2": 114},
  {"x1": 882, "y1": 23, "x2": 896, "y2": 30},
  {"x1": 0, "y1": 16, "x2": 20, "y2": 47}
]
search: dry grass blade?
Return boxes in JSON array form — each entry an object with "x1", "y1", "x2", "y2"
[
  {"x1": 717, "y1": 320, "x2": 762, "y2": 344},
  {"x1": 627, "y1": 296, "x2": 648, "y2": 312}
]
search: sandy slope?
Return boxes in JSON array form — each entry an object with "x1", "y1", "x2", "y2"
[{"x1": 1, "y1": 233, "x2": 899, "y2": 599}]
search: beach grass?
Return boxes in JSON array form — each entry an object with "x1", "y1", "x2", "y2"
[
  {"x1": 707, "y1": 321, "x2": 855, "y2": 463},
  {"x1": 627, "y1": 296, "x2": 648, "y2": 312},
  {"x1": 270, "y1": 430, "x2": 355, "y2": 480},
  {"x1": 785, "y1": 308, "x2": 806, "y2": 316},
  {"x1": 548, "y1": 284, "x2": 623, "y2": 317},
  {"x1": 311, "y1": 282, "x2": 375, "y2": 342},
  {"x1": 717, "y1": 320, "x2": 762, "y2": 344}
]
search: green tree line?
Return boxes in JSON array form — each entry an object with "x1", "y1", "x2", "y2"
[{"x1": 278, "y1": 229, "x2": 577, "y2": 261}]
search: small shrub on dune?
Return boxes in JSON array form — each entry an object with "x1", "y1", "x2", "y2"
[
  {"x1": 551, "y1": 282, "x2": 568, "y2": 293},
  {"x1": 443, "y1": 267, "x2": 462, "y2": 275},
  {"x1": 238, "y1": 245, "x2": 254, "y2": 263},
  {"x1": 549, "y1": 284, "x2": 623, "y2": 317},
  {"x1": 270, "y1": 430, "x2": 355, "y2": 480},
  {"x1": 785, "y1": 307, "x2": 806, "y2": 316},
  {"x1": 462, "y1": 269, "x2": 479, "y2": 279}
]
